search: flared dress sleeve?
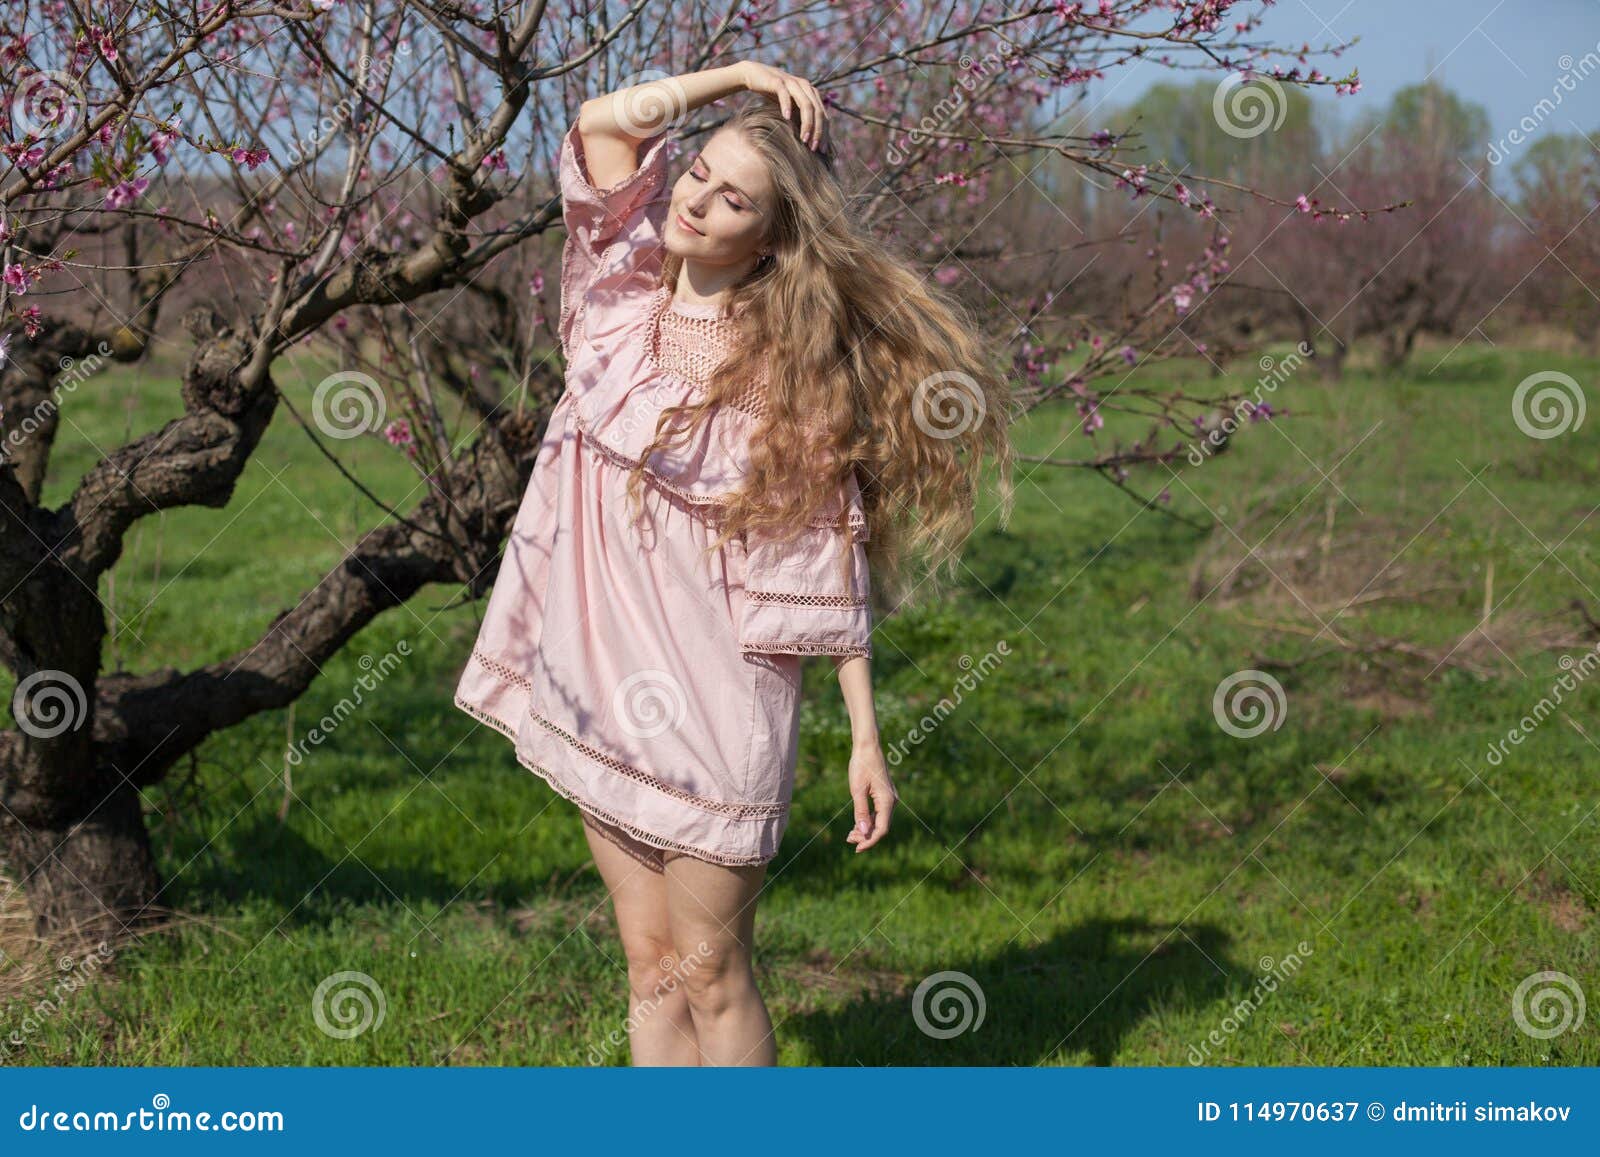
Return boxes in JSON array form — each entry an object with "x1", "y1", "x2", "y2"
[
  {"x1": 737, "y1": 475, "x2": 874, "y2": 660},
  {"x1": 556, "y1": 117, "x2": 672, "y2": 359}
]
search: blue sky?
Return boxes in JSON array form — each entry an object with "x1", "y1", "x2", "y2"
[{"x1": 1088, "y1": 0, "x2": 1600, "y2": 163}]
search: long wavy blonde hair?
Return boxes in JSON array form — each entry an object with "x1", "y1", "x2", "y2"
[{"x1": 623, "y1": 93, "x2": 1015, "y2": 609}]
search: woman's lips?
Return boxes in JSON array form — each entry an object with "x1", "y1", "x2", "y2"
[{"x1": 675, "y1": 212, "x2": 703, "y2": 236}]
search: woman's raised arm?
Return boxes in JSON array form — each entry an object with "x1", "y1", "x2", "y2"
[{"x1": 575, "y1": 65, "x2": 750, "y2": 189}]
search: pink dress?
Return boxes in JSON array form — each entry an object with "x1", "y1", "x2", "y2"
[{"x1": 452, "y1": 119, "x2": 873, "y2": 867}]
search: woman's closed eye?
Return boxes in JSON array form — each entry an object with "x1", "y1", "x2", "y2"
[{"x1": 690, "y1": 164, "x2": 750, "y2": 211}]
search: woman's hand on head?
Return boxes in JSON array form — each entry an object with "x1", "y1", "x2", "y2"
[
  {"x1": 845, "y1": 740, "x2": 896, "y2": 853},
  {"x1": 738, "y1": 61, "x2": 829, "y2": 151}
]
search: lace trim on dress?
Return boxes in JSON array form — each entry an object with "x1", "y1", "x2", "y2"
[
  {"x1": 468, "y1": 646, "x2": 788, "y2": 820},
  {"x1": 746, "y1": 590, "x2": 868, "y2": 608},
  {"x1": 649, "y1": 287, "x2": 771, "y2": 420},
  {"x1": 737, "y1": 641, "x2": 871, "y2": 657},
  {"x1": 455, "y1": 690, "x2": 776, "y2": 867}
]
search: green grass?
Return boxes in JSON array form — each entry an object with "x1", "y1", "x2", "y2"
[{"x1": 4, "y1": 339, "x2": 1598, "y2": 1065}]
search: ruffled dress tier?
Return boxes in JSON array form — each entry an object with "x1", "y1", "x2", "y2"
[{"x1": 452, "y1": 119, "x2": 873, "y2": 866}]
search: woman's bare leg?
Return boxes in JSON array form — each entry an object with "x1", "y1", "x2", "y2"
[
  {"x1": 581, "y1": 815, "x2": 701, "y2": 1065},
  {"x1": 662, "y1": 851, "x2": 775, "y2": 1066}
]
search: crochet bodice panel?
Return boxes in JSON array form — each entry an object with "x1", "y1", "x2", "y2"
[{"x1": 648, "y1": 288, "x2": 771, "y2": 421}]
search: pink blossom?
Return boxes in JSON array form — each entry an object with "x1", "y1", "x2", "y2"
[
  {"x1": 149, "y1": 122, "x2": 182, "y2": 166},
  {"x1": 104, "y1": 177, "x2": 149, "y2": 209},
  {"x1": 231, "y1": 146, "x2": 270, "y2": 170},
  {"x1": 3, "y1": 263, "x2": 34, "y2": 294}
]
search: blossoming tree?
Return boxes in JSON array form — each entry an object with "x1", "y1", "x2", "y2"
[{"x1": 0, "y1": 0, "x2": 1358, "y2": 938}]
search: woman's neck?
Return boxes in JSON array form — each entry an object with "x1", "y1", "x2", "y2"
[{"x1": 672, "y1": 257, "x2": 759, "y2": 313}]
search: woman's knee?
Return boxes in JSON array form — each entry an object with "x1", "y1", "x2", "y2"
[
  {"x1": 621, "y1": 935, "x2": 689, "y2": 1004},
  {"x1": 674, "y1": 939, "x2": 752, "y2": 1013}
]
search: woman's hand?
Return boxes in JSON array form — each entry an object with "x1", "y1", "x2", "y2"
[
  {"x1": 845, "y1": 739, "x2": 896, "y2": 853},
  {"x1": 738, "y1": 61, "x2": 829, "y2": 150}
]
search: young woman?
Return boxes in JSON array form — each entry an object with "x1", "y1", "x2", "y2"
[{"x1": 454, "y1": 62, "x2": 1013, "y2": 1066}]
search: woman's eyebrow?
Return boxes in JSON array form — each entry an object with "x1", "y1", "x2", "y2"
[{"x1": 692, "y1": 153, "x2": 766, "y2": 213}]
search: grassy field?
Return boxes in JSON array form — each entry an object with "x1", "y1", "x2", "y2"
[{"x1": 4, "y1": 339, "x2": 1598, "y2": 1065}]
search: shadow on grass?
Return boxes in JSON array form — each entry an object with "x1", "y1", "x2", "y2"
[{"x1": 788, "y1": 916, "x2": 1238, "y2": 1065}]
